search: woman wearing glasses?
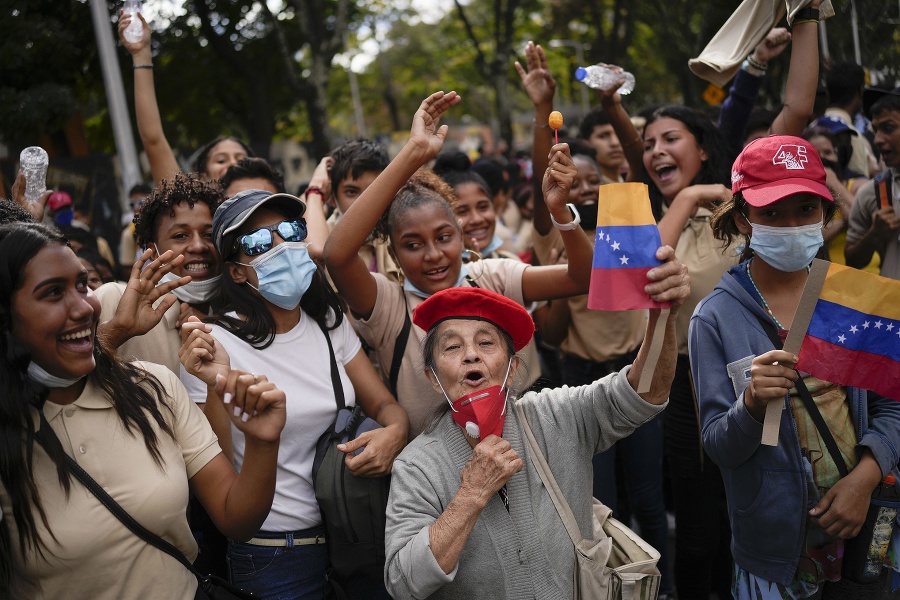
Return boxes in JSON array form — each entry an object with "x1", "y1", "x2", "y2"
[{"x1": 179, "y1": 189, "x2": 409, "y2": 599}]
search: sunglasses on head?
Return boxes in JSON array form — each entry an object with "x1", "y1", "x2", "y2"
[{"x1": 234, "y1": 218, "x2": 307, "y2": 257}]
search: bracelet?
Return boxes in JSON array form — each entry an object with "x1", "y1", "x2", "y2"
[
  {"x1": 745, "y1": 54, "x2": 768, "y2": 71},
  {"x1": 793, "y1": 7, "x2": 820, "y2": 22},
  {"x1": 133, "y1": 64, "x2": 153, "y2": 69},
  {"x1": 305, "y1": 186, "x2": 326, "y2": 200},
  {"x1": 550, "y1": 203, "x2": 581, "y2": 231},
  {"x1": 793, "y1": 19, "x2": 819, "y2": 26},
  {"x1": 532, "y1": 119, "x2": 550, "y2": 129}
]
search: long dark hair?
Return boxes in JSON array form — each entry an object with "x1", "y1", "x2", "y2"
[
  {"x1": 193, "y1": 136, "x2": 254, "y2": 176},
  {"x1": 215, "y1": 211, "x2": 344, "y2": 349},
  {"x1": 0, "y1": 223, "x2": 175, "y2": 591},
  {"x1": 642, "y1": 105, "x2": 735, "y2": 220}
]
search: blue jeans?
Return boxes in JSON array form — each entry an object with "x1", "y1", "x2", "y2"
[
  {"x1": 562, "y1": 352, "x2": 672, "y2": 594},
  {"x1": 227, "y1": 527, "x2": 327, "y2": 600}
]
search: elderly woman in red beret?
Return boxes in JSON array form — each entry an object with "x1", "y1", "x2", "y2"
[{"x1": 384, "y1": 266, "x2": 689, "y2": 599}]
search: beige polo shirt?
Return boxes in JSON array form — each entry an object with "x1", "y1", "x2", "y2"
[
  {"x1": 1, "y1": 362, "x2": 221, "y2": 600},
  {"x1": 531, "y1": 227, "x2": 646, "y2": 363},
  {"x1": 96, "y1": 281, "x2": 182, "y2": 375},
  {"x1": 354, "y1": 259, "x2": 529, "y2": 438}
]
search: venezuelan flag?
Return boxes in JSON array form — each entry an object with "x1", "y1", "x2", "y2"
[
  {"x1": 796, "y1": 262, "x2": 900, "y2": 400},
  {"x1": 588, "y1": 183, "x2": 668, "y2": 311}
]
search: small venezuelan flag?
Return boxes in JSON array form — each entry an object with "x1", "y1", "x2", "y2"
[
  {"x1": 796, "y1": 262, "x2": 900, "y2": 400},
  {"x1": 588, "y1": 183, "x2": 668, "y2": 311}
]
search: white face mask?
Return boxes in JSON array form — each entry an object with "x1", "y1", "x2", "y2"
[
  {"x1": 159, "y1": 272, "x2": 222, "y2": 304},
  {"x1": 745, "y1": 217, "x2": 824, "y2": 272},
  {"x1": 27, "y1": 361, "x2": 81, "y2": 388}
]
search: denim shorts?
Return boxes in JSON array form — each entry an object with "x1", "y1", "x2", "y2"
[{"x1": 227, "y1": 526, "x2": 327, "y2": 600}]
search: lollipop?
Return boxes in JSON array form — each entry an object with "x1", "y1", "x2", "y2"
[{"x1": 549, "y1": 111, "x2": 563, "y2": 144}]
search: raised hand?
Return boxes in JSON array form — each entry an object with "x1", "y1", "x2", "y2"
[
  {"x1": 594, "y1": 63, "x2": 629, "y2": 109},
  {"x1": 542, "y1": 143, "x2": 577, "y2": 218},
  {"x1": 180, "y1": 316, "x2": 230, "y2": 387},
  {"x1": 307, "y1": 156, "x2": 334, "y2": 204},
  {"x1": 515, "y1": 41, "x2": 556, "y2": 108},
  {"x1": 459, "y1": 435, "x2": 523, "y2": 506},
  {"x1": 216, "y1": 371, "x2": 286, "y2": 443},
  {"x1": 752, "y1": 27, "x2": 791, "y2": 66},
  {"x1": 98, "y1": 249, "x2": 190, "y2": 350},
  {"x1": 408, "y1": 91, "x2": 462, "y2": 161},
  {"x1": 11, "y1": 171, "x2": 52, "y2": 223},
  {"x1": 644, "y1": 246, "x2": 690, "y2": 308},
  {"x1": 117, "y1": 9, "x2": 151, "y2": 55}
]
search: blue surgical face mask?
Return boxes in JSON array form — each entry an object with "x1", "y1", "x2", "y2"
[
  {"x1": 159, "y1": 272, "x2": 222, "y2": 304},
  {"x1": 27, "y1": 361, "x2": 82, "y2": 388},
  {"x1": 236, "y1": 241, "x2": 316, "y2": 310},
  {"x1": 745, "y1": 216, "x2": 824, "y2": 272}
]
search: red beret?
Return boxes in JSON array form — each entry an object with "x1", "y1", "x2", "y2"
[{"x1": 413, "y1": 287, "x2": 535, "y2": 352}]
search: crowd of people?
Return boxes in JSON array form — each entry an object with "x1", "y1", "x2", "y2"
[{"x1": 2, "y1": 1, "x2": 900, "y2": 599}]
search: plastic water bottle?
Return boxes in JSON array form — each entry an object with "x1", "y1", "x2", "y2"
[
  {"x1": 575, "y1": 64, "x2": 635, "y2": 95},
  {"x1": 843, "y1": 474, "x2": 900, "y2": 583},
  {"x1": 19, "y1": 147, "x2": 49, "y2": 205},
  {"x1": 123, "y1": 0, "x2": 143, "y2": 43}
]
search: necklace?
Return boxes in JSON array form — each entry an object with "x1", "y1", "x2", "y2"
[{"x1": 746, "y1": 258, "x2": 786, "y2": 330}]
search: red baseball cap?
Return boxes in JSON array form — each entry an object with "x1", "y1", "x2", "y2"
[
  {"x1": 47, "y1": 191, "x2": 72, "y2": 212},
  {"x1": 413, "y1": 287, "x2": 535, "y2": 352},
  {"x1": 731, "y1": 135, "x2": 833, "y2": 207}
]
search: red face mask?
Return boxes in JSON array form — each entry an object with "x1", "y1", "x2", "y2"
[{"x1": 433, "y1": 360, "x2": 513, "y2": 440}]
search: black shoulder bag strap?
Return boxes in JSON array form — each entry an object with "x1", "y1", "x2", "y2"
[
  {"x1": 32, "y1": 411, "x2": 203, "y2": 576},
  {"x1": 316, "y1": 319, "x2": 346, "y2": 410},
  {"x1": 753, "y1": 314, "x2": 850, "y2": 478},
  {"x1": 389, "y1": 295, "x2": 411, "y2": 398}
]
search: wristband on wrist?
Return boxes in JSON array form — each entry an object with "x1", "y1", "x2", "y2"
[
  {"x1": 792, "y1": 7, "x2": 819, "y2": 25},
  {"x1": 305, "y1": 186, "x2": 326, "y2": 200},
  {"x1": 532, "y1": 119, "x2": 550, "y2": 129},
  {"x1": 133, "y1": 64, "x2": 153, "y2": 69},
  {"x1": 745, "y1": 54, "x2": 768, "y2": 71},
  {"x1": 550, "y1": 203, "x2": 581, "y2": 231}
]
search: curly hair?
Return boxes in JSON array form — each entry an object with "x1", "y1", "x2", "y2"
[
  {"x1": 375, "y1": 168, "x2": 459, "y2": 243},
  {"x1": 642, "y1": 105, "x2": 736, "y2": 220},
  {"x1": 0, "y1": 199, "x2": 33, "y2": 225},
  {"x1": 134, "y1": 172, "x2": 225, "y2": 249}
]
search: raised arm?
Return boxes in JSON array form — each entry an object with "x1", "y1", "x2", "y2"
[
  {"x1": 520, "y1": 144, "x2": 594, "y2": 302},
  {"x1": 322, "y1": 91, "x2": 461, "y2": 319},
  {"x1": 515, "y1": 41, "x2": 556, "y2": 235},
  {"x1": 118, "y1": 11, "x2": 181, "y2": 183},
  {"x1": 769, "y1": 1, "x2": 823, "y2": 136},
  {"x1": 596, "y1": 73, "x2": 644, "y2": 181}
]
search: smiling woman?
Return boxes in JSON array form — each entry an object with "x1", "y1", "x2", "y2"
[{"x1": 0, "y1": 222, "x2": 285, "y2": 600}]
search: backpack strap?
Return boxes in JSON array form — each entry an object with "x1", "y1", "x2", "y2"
[
  {"x1": 389, "y1": 294, "x2": 411, "y2": 398},
  {"x1": 875, "y1": 170, "x2": 893, "y2": 210},
  {"x1": 316, "y1": 318, "x2": 345, "y2": 410},
  {"x1": 753, "y1": 314, "x2": 850, "y2": 478}
]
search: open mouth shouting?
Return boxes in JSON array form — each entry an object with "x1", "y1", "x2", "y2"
[
  {"x1": 58, "y1": 324, "x2": 94, "y2": 355},
  {"x1": 463, "y1": 368, "x2": 486, "y2": 387},
  {"x1": 183, "y1": 261, "x2": 212, "y2": 278}
]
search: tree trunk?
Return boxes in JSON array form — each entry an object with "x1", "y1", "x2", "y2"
[{"x1": 306, "y1": 57, "x2": 333, "y2": 160}]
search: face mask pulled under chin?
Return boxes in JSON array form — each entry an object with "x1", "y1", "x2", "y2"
[
  {"x1": 432, "y1": 359, "x2": 513, "y2": 440},
  {"x1": 746, "y1": 217, "x2": 824, "y2": 272},
  {"x1": 159, "y1": 272, "x2": 222, "y2": 304}
]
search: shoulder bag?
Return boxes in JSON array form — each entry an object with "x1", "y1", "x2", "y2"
[{"x1": 515, "y1": 402, "x2": 661, "y2": 600}]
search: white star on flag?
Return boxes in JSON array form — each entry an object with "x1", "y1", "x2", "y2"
[
  {"x1": 863, "y1": 321, "x2": 870, "y2": 329},
  {"x1": 850, "y1": 325, "x2": 859, "y2": 333},
  {"x1": 620, "y1": 255, "x2": 629, "y2": 265},
  {"x1": 611, "y1": 241, "x2": 620, "y2": 251},
  {"x1": 837, "y1": 334, "x2": 847, "y2": 344},
  {"x1": 605, "y1": 234, "x2": 611, "y2": 242},
  {"x1": 875, "y1": 321, "x2": 883, "y2": 329},
  {"x1": 889, "y1": 323, "x2": 895, "y2": 332}
]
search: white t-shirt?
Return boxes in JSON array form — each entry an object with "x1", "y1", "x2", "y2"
[{"x1": 181, "y1": 311, "x2": 361, "y2": 532}]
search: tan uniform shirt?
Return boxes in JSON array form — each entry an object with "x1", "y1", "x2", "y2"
[{"x1": 1, "y1": 362, "x2": 221, "y2": 600}]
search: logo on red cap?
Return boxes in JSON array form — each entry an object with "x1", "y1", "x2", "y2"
[{"x1": 771, "y1": 145, "x2": 809, "y2": 170}]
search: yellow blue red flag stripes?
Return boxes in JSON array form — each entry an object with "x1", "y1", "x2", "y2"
[
  {"x1": 794, "y1": 261, "x2": 900, "y2": 400},
  {"x1": 588, "y1": 183, "x2": 668, "y2": 311}
]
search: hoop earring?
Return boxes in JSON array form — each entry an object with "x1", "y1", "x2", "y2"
[{"x1": 462, "y1": 248, "x2": 483, "y2": 264}]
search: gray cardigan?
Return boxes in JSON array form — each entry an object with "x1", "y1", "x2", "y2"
[{"x1": 384, "y1": 366, "x2": 665, "y2": 599}]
